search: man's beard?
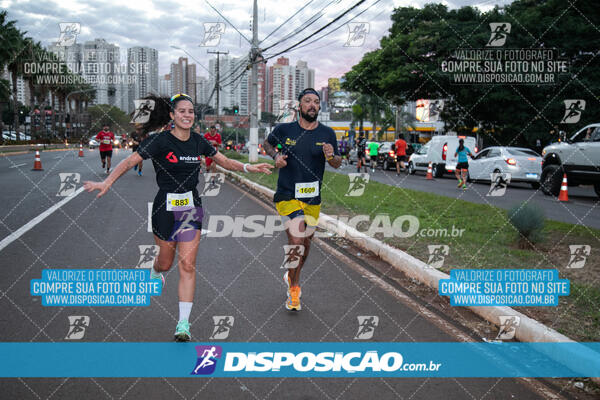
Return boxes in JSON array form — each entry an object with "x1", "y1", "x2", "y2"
[{"x1": 300, "y1": 108, "x2": 319, "y2": 123}]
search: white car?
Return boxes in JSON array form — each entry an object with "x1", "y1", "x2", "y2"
[
  {"x1": 468, "y1": 146, "x2": 542, "y2": 188},
  {"x1": 408, "y1": 135, "x2": 478, "y2": 177}
]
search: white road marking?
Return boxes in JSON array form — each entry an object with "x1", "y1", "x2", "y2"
[
  {"x1": 8, "y1": 163, "x2": 27, "y2": 169},
  {"x1": 0, "y1": 187, "x2": 85, "y2": 252}
]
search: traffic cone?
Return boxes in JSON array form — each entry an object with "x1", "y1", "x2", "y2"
[
  {"x1": 426, "y1": 162, "x2": 433, "y2": 180},
  {"x1": 32, "y1": 151, "x2": 43, "y2": 171},
  {"x1": 558, "y1": 173, "x2": 568, "y2": 201},
  {"x1": 78, "y1": 144, "x2": 84, "y2": 157}
]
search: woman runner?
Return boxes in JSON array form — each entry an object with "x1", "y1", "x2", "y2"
[
  {"x1": 84, "y1": 94, "x2": 273, "y2": 341},
  {"x1": 454, "y1": 138, "x2": 473, "y2": 190}
]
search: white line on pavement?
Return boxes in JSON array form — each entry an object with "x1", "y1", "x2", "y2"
[
  {"x1": 0, "y1": 187, "x2": 85, "y2": 253},
  {"x1": 8, "y1": 163, "x2": 27, "y2": 169}
]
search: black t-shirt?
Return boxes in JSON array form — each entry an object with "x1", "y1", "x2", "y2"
[
  {"x1": 137, "y1": 130, "x2": 217, "y2": 195},
  {"x1": 357, "y1": 137, "x2": 367, "y2": 152},
  {"x1": 267, "y1": 121, "x2": 339, "y2": 205}
]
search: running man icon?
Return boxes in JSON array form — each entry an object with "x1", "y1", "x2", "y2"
[
  {"x1": 355, "y1": 316, "x2": 379, "y2": 340},
  {"x1": 191, "y1": 345, "x2": 222, "y2": 375},
  {"x1": 487, "y1": 23, "x2": 511, "y2": 46}
]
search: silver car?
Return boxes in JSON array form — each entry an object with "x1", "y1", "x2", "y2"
[{"x1": 468, "y1": 146, "x2": 542, "y2": 188}]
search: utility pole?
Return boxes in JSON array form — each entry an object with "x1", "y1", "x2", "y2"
[
  {"x1": 249, "y1": 0, "x2": 259, "y2": 162},
  {"x1": 207, "y1": 50, "x2": 228, "y2": 121}
]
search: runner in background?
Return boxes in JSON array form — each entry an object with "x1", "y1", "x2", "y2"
[
  {"x1": 130, "y1": 124, "x2": 146, "y2": 176},
  {"x1": 395, "y1": 134, "x2": 408, "y2": 175},
  {"x1": 96, "y1": 124, "x2": 115, "y2": 174},
  {"x1": 204, "y1": 125, "x2": 222, "y2": 173},
  {"x1": 368, "y1": 141, "x2": 379, "y2": 173},
  {"x1": 356, "y1": 132, "x2": 367, "y2": 173}
]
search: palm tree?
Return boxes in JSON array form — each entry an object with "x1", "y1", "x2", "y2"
[
  {"x1": 351, "y1": 94, "x2": 369, "y2": 138},
  {"x1": 0, "y1": 11, "x2": 26, "y2": 139}
]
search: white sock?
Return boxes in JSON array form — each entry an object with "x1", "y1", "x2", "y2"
[{"x1": 179, "y1": 302, "x2": 193, "y2": 322}]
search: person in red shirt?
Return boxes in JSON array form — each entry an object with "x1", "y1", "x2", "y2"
[
  {"x1": 204, "y1": 125, "x2": 222, "y2": 172},
  {"x1": 395, "y1": 134, "x2": 408, "y2": 175},
  {"x1": 96, "y1": 124, "x2": 115, "y2": 174}
]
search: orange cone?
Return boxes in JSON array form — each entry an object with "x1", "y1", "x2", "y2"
[
  {"x1": 426, "y1": 162, "x2": 433, "y2": 180},
  {"x1": 32, "y1": 151, "x2": 43, "y2": 171},
  {"x1": 78, "y1": 144, "x2": 84, "y2": 157},
  {"x1": 558, "y1": 173, "x2": 568, "y2": 201}
]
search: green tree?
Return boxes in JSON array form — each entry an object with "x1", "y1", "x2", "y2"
[
  {"x1": 87, "y1": 104, "x2": 131, "y2": 136},
  {"x1": 343, "y1": 1, "x2": 600, "y2": 147}
]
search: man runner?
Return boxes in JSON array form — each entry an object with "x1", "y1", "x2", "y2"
[
  {"x1": 395, "y1": 134, "x2": 408, "y2": 175},
  {"x1": 368, "y1": 140, "x2": 379, "y2": 173},
  {"x1": 263, "y1": 88, "x2": 341, "y2": 311},
  {"x1": 355, "y1": 132, "x2": 367, "y2": 173},
  {"x1": 96, "y1": 124, "x2": 115, "y2": 174},
  {"x1": 204, "y1": 125, "x2": 222, "y2": 173}
]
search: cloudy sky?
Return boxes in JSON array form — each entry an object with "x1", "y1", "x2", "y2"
[{"x1": 1, "y1": 0, "x2": 511, "y2": 87}]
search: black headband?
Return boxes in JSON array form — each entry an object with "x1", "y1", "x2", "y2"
[{"x1": 297, "y1": 88, "x2": 320, "y2": 102}]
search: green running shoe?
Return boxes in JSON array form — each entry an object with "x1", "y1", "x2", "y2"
[{"x1": 174, "y1": 319, "x2": 191, "y2": 342}]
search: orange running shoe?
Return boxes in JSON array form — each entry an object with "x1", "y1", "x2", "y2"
[{"x1": 286, "y1": 286, "x2": 302, "y2": 311}]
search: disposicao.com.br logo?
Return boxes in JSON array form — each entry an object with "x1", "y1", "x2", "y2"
[{"x1": 191, "y1": 347, "x2": 442, "y2": 376}]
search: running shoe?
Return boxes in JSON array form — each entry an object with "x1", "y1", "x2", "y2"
[
  {"x1": 283, "y1": 271, "x2": 291, "y2": 293},
  {"x1": 457, "y1": 179, "x2": 463, "y2": 187},
  {"x1": 174, "y1": 319, "x2": 191, "y2": 342},
  {"x1": 151, "y1": 271, "x2": 165, "y2": 290},
  {"x1": 462, "y1": 183, "x2": 467, "y2": 189},
  {"x1": 138, "y1": 170, "x2": 142, "y2": 176},
  {"x1": 106, "y1": 168, "x2": 110, "y2": 174},
  {"x1": 133, "y1": 164, "x2": 138, "y2": 171},
  {"x1": 286, "y1": 286, "x2": 302, "y2": 311}
]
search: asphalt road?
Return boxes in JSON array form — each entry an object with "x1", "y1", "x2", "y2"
[
  {"x1": 0, "y1": 148, "x2": 577, "y2": 399},
  {"x1": 330, "y1": 162, "x2": 600, "y2": 230}
]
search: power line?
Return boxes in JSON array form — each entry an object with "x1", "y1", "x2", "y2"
[
  {"x1": 259, "y1": 0, "x2": 315, "y2": 45},
  {"x1": 288, "y1": 0, "x2": 382, "y2": 53},
  {"x1": 260, "y1": 0, "x2": 340, "y2": 52},
  {"x1": 204, "y1": 0, "x2": 252, "y2": 44},
  {"x1": 260, "y1": 0, "x2": 367, "y2": 62}
]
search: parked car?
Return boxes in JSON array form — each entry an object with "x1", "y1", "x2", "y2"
[
  {"x1": 468, "y1": 146, "x2": 542, "y2": 188},
  {"x1": 88, "y1": 138, "x2": 99, "y2": 149},
  {"x1": 541, "y1": 123, "x2": 600, "y2": 198},
  {"x1": 2, "y1": 131, "x2": 31, "y2": 141},
  {"x1": 376, "y1": 142, "x2": 397, "y2": 170},
  {"x1": 408, "y1": 135, "x2": 478, "y2": 177}
]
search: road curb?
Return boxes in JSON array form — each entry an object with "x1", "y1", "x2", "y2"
[{"x1": 221, "y1": 167, "x2": 600, "y2": 384}]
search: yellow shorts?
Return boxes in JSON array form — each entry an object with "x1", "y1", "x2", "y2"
[{"x1": 275, "y1": 200, "x2": 321, "y2": 226}]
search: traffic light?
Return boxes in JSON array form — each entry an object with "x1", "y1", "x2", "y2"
[{"x1": 233, "y1": 105, "x2": 239, "y2": 114}]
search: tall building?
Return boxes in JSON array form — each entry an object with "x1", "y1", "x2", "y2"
[
  {"x1": 127, "y1": 46, "x2": 159, "y2": 112},
  {"x1": 268, "y1": 56, "x2": 295, "y2": 116},
  {"x1": 208, "y1": 55, "x2": 248, "y2": 114},
  {"x1": 328, "y1": 77, "x2": 341, "y2": 94},
  {"x1": 170, "y1": 57, "x2": 196, "y2": 102},
  {"x1": 194, "y1": 76, "x2": 209, "y2": 105},
  {"x1": 159, "y1": 74, "x2": 172, "y2": 96},
  {"x1": 294, "y1": 60, "x2": 315, "y2": 98},
  {"x1": 2, "y1": 69, "x2": 30, "y2": 106},
  {"x1": 81, "y1": 39, "x2": 127, "y2": 110},
  {"x1": 255, "y1": 55, "x2": 267, "y2": 116}
]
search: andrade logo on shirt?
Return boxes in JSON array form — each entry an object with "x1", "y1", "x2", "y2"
[
  {"x1": 165, "y1": 152, "x2": 202, "y2": 164},
  {"x1": 166, "y1": 152, "x2": 178, "y2": 163},
  {"x1": 284, "y1": 138, "x2": 297, "y2": 146}
]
